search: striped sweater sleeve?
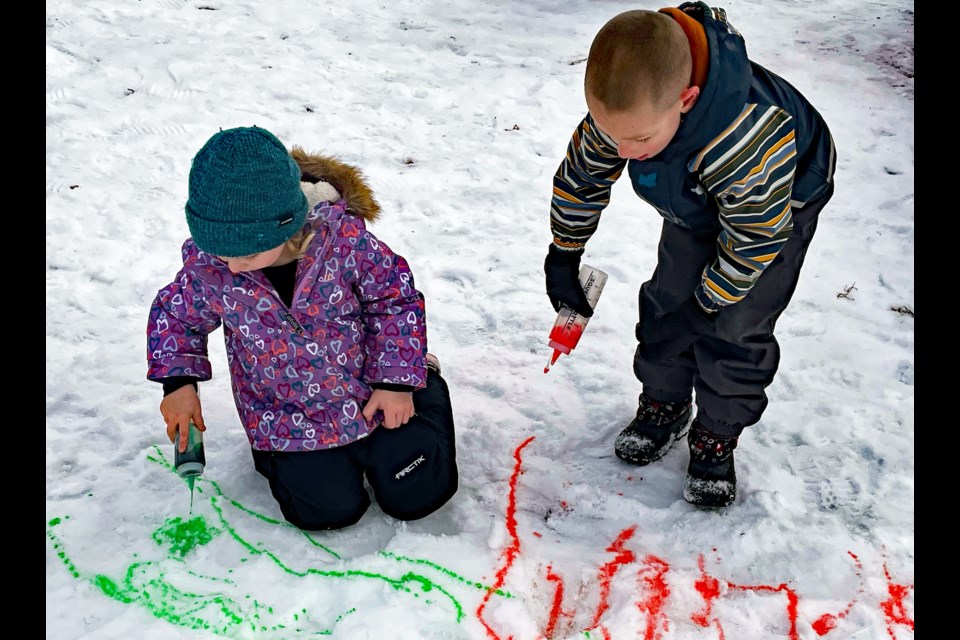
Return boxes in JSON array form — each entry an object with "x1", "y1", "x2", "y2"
[
  {"x1": 690, "y1": 104, "x2": 797, "y2": 311},
  {"x1": 550, "y1": 113, "x2": 626, "y2": 250}
]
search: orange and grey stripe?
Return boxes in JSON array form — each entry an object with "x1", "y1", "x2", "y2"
[{"x1": 550, "y1": 113, "x2": 625, "y2": 248}]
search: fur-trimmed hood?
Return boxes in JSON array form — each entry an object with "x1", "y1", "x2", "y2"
[{"x1": 291, "y1": 147, "x2": 381, "y2": 222}]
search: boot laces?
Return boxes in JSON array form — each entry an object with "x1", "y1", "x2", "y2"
[
  {"x1": 637, "y1": 393, "x2": 690, "y2": 425},
  {"x1": 690, "y1": 430, "x2": 738, "y2": 463}
]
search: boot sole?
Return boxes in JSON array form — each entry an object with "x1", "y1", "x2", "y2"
[
  {"x1": 683, "y1": 460, "x2": 737, "y2": 507},
  {"x1": 683, "y1": 477, "x2": 736, "y2": 507}
]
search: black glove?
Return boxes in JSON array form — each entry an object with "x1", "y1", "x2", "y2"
[
  {"x1": 544, "y1": 244, "x2": 594, "y2": 317},
  {"x1": 676, "y1": 293, "x2": 717, "y2": 334}
]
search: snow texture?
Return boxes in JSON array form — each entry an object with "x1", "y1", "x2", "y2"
[{"x1": 46, "y1": 0, "x2": 914, "y2": 638}]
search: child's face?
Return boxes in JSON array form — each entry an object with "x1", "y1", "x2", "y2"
[
  {"x1": 586, "y1": 87, "x2": 699, "y2": 162},
  {"x1": 217, "y1": 244, "x2": 287, "y2": 273}
]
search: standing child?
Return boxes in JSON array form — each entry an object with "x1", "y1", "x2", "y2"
[
  {"x1": 544, "y1": 2, "x2": 836, "y2": 507},
  {"x1": 147, "y1": 126, "x2": 458, "y2": 530}
]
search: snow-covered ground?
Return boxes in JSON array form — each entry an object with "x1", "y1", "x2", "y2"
[{"x1": 46, "y1": 1, "x2": 914, "y2": 638}]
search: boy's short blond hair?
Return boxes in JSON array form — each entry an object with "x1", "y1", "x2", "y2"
[{"x1": 585, "y1": 10, "x2": 692, "y2": 113}]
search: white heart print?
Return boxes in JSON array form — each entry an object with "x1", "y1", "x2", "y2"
[{"x1": 343, "y1": 400, "x2": 358, "y2": 420}]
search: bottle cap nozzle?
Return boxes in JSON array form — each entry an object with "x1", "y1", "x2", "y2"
[
  {"x1": 176, "y1": 462, "x2": 204, "y2": 478},
  {"x1": 543, "y1": 348, "x2": 563, "y2": 374}
]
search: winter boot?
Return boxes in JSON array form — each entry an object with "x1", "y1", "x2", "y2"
[
  {"x1": 426, "y1": 353, "x2": 441, "y2": 374},
  {"x1": 683, "y1": 420, "x2": 739, "y2": 508},
  {"x1": 614, "y1": 393, "x2": 693, "y2": 465}
]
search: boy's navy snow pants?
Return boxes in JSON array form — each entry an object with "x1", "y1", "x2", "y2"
[
  {"x1": 251, "y1": 368, "x2": 458, "y2": 530},
  {"x1": 633, "y1": 184, "x2": 834, "y2": 437}
]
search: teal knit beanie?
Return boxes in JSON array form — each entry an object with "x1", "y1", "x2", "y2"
[{"x1": 185, "y1": 126, "x2": 308, "y2": 257}]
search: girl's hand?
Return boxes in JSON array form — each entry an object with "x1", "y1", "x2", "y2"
[
  {"x1": 160, "y1": 385, "x2": 206, "y2": 452},
  {"x1": 362, "y1": 389, "x2": 414, "y2": 429}
]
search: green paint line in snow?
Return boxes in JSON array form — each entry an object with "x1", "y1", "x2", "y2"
[{"x1": 44, "y1": 448, "x2": 510, "y2": 634}]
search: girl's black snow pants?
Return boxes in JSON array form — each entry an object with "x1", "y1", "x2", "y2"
[{"x1": 252, "y1": 367, "x2": 458, "y2": 530}]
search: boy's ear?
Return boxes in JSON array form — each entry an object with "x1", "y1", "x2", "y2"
[{"x1": 680, "y1": 86, "x2": 700, "y2": 112}]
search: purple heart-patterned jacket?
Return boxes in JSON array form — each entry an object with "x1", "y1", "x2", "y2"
[{"x1": 146, "y1": 198, "x2": 428, "y2": 452}]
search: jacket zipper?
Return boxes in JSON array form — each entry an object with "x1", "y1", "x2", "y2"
[
  {"x1": 282, "y1": 260, "x2": 315, "y2": 336},
  {"x1": 236, "y1": 214, "x2": 335, "y2": 338},
  {"x1": 283, "y1": 311, "x2": 304, "y2": 335},
  {"x1": 236, "y1": 267, "x2": 307, "y2": 336}
]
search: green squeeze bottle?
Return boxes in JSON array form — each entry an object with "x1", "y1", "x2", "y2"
[{"x1": 175, "y1": 420, "x2": 205, "y2": 511}]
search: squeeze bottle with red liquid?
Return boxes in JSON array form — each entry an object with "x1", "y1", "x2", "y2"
[{"x1": 544, "y1": 265, "x2": 608, "y2": 373}]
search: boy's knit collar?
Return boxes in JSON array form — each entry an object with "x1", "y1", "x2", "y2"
[{"x1": 659, "y1": 7, "x2": 709, "y2": 90}]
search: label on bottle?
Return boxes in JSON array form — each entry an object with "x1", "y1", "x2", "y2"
[{"x1": 548, "y1": 264, "x2": 608, "y2": 353}]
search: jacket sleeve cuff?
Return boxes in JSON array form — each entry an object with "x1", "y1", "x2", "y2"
[
  {"x1": 160, "y1": 376, "x2": 199, "y2": 397},
  {"x1": 550, "y1": 241, "x2": 585, "y2": 254},
  {"x1": 369, "y1": 382, "x2": 417, "y2": 393},
  {"x1": 694, "y1": 287, "x2": 720, "y2": 314}
]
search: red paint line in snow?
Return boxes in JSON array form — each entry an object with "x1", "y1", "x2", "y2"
[
  {"x1": 542, "y1": 564, "x2": 566, "y2": 639},
  {"x1": 587, "y1": 526, "x2": 637, "y2": 631},
  {"x1": 468, "y1": 451, "x2": 911, "y2": 640},
  {"x1": 880, "y1": 559, "x2": 914, "y2": 639},
  {"x1": 694, "y1": 554, "x2": 802, "y2": 640},
  {"x1": 712, "y1": 618, "x2": 727, "y2": 640},
  {"x1": 727, "y1": 581, "x2": 800, "y2": 640},
  {"x1": 692, "y1": 554, "x2": 722, "y2": 627},
  {"x1": 636, "y1": 555, "x2": 671, "y2": 640},
  {"x1": 476, "y1": 436, "x2": 536, "y2": 640},
  {"x1": 811, "y1": 551, "x2": 864, "y2": 636}
]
